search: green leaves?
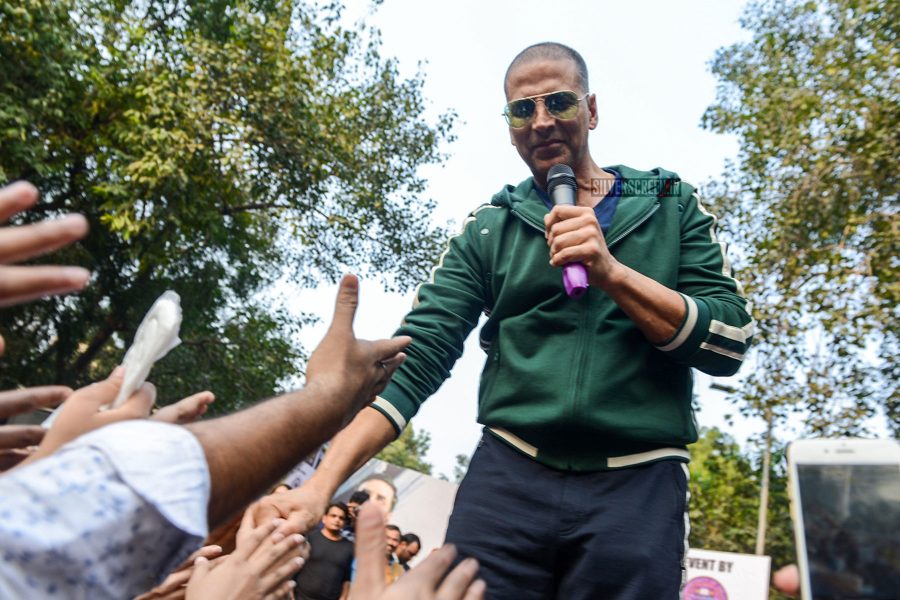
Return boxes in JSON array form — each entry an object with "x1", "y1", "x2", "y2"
[
  {"x1": 0, "y1": 0, "x2": 454, "y2": 412},
  {"x1": 704, "y1": 0, "x2": 898, "y2": 437}
]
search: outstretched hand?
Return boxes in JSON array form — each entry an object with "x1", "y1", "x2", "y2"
[
  {"x1": 350, "y1": 503, "x2": 486, "y2": 600},
  {"x1": 186, "y1": 510, "x2": 308, "y2": 600},
  {"x1": 0, "y1": 181, "x2": 90, "y2": 314},
  {"x1": 304, "y1": 274, "x2": 411, "y2": 425},
  {"x1": 16, "y1": 368, "x2": 156, "y2": 468}
]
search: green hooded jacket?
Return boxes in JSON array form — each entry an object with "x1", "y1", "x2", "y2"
[{"x1": 373, "y1": 165, "x2": 754, "y2": 471}]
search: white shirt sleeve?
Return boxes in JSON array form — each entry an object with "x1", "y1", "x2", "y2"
[{"x1": 0, "y1": 419, "x2": 210, "y2": 600}]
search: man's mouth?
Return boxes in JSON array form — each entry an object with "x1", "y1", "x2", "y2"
[{"x1": 533, "y1": 140, "x2": 564, "y2": 152}]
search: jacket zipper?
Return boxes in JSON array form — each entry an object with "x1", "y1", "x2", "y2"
[{"x1": 606, "y1": 203, "x2": 660, "y2": 248}]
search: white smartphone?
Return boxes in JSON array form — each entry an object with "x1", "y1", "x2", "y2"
[{"x1": 787, "y1": 437, "x2": 900, "y2": 600}]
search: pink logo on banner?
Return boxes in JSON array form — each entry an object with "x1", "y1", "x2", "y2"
[{"x1": 682, "y1": 576, "x2": 728, "y2": 600}]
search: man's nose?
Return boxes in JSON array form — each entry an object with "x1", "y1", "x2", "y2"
[{"x1": 531, "y1": 100, "x2": 556, "y2": 130}]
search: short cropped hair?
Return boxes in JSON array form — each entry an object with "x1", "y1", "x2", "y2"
[
  {"x1": 400, "y1": 532, "x2": 421, "y2": 546},
  {"x1": 504, "y1": 42, "x2": 590, "y2": 97},
  {"x1": 385, "y1": 524, "x2": 401, "y2": 534},
  {"x1": 348, "y1": 490, "x2": 370, "y2": 505},
  {"x1": 325, "y1": 502, "x2": 348, "y2": 519}
]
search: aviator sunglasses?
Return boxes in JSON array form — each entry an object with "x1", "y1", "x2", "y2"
[{"x1": 502, "y1": 90, "x2": 588, "y2": 128}]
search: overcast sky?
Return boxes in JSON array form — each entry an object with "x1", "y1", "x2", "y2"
[{"x1": 285, "y1": 0, "x2": 766, "y2": 477}]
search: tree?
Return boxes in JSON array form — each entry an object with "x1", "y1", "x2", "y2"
[
  {"x1": 689, "y1": 428, "x2": 794, "y2": 599},
  {"x1": 451, "y1": 453, "x2": 470, "y2": 483},
  {"x1": 375, "y1": 423, "x2": 433, "y2": 475},
  {"x1": 0, "y1": 0, "x2": 455, "y2": 410},
  {"x1": 703, "y1": 0, "x2": 897, "y2": 568},
  {"x1": 704, "y1": 0, "x2": 897, "y2": 435}
]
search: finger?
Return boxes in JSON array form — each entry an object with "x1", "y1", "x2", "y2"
[
  {"x1": 0, "y1": 265, "x2": 91, "y2": 307},
  {"x1": 189, "y1": 556, "x2": 212, "y2": 584},
  {"x1": 264, "y1": 579, "x2": 297, "y2": 600},
  {"x1": 548, "y1": 228, "x2": 594, "y2": 257},
  {"x1": 0, "y1": 424, "x2": 46, "y2": 449},
  {"x1": 236, "y1": 501, "x2": 266, "y2": 548},
  {"x1": 174, "y1": 544, "x2": 223, "y2": 572},
  {"x1": 249, "y1": 526, "x2": 304, "y2": 565},
  {"x1": 258, "y1": 547, "x2": 305, "y2": 591},
  {"x1": 402, "y1": 543, "x2": 458, "y2": 591},
  {"x1": 234, "y1": 519, "x2": 281, "y2": 560},
  {"x1": 151, "y1": 391, "x2": 215, "y2": 424},
  {"x1": 0, "y1": 213, "x2": 89, "y2": 264},
  {"x1": 58, "y1": 370, "x2": 126, "y2": 417},
  {"x1": 275, "y1": 509, "x2": 316, "y2": 537},
  {"x1": 772, "y1": 564, "x2": 800, "y2": 596},
  {"x1": 461, "y1": 578, "x2": 487, "y2": 600},
  {"x1": 0, "y1": 181, "x2": 39, "y2": 223},
  {"x1": 0, "y1": 386, "x2": 73, "y2": 419},
  {"x1": 328, "y1": 273, "x2": 360, "y2": 335},
  {"x1": 97, "y1": 381, "x2": 156, "y2": 423},
  {"x1": 0, "y1": 448, "x2": 33, "y2": 471},
  {"x1": 352, "y1": 502, "x2": 388, "y2": 596},
  {"x1": 371, "y1": 353, "x2": 407, "y2": 396},
  {"x1": 549, "y1": 243, "x2": 599, "y2": 268},
  {"x1": 371, "y1": 335, "x2": 412, "y2": 364},
  {"x1": 436, "y1": 557, "x2": 479, "y2": 600}
]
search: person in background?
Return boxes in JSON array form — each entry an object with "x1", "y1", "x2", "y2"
[
  {"x1": 343, "y1": 490, "x2": 370, "y2": 542},
  {"x1": 396, "y1": 533, "x2": 421, "y2": 572},
  {"x1": 384, "y1": 524, "x2": 404, "y2": 584},
  {"x1": 294, "y1": 502, "x2": 354, "y2": 600}
]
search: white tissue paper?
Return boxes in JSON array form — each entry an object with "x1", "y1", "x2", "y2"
[
  {"x1": 42, "y1": 291, "x2": 182, "y2": 428},
  {"x1": 111, "y1": 290, "x2": 182, "y2": 408}
]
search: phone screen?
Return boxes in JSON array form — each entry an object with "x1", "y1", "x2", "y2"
[{"x1": 798, "y1": 463, "x2": 900, "y2": 599}]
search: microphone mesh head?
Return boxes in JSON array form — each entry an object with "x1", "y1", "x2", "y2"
[{"x1": 547, "y1": 163, "x2": 576, "y2": 195}]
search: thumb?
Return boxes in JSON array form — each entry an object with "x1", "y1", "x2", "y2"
[
  {"x1": 191, "y1": 556, "x2": 212, "y2": 581},
  {"x1": 351, "y1": 503, "x2": 387, "y2": 598},
  {"x1": 329, "y1": 274, "x2": 359, "y2": 335},
  {"x1": 101, "y1": 381, "x2": 156, "y2": 422},
  {"x1": 66, "y1": 368, "x2": 126, "y2": 413}
]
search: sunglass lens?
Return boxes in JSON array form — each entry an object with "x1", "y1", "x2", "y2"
[
  {"x1": 546, "y1": 92, "x2": 579, "y2": 119},
  {"x1": 506, "y1": 98, "x2": 535, "y2": 127}
]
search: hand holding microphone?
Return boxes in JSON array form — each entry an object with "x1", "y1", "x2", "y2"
[{"x1": 546, "y1": 164, "x2": 589, "y2": 298}]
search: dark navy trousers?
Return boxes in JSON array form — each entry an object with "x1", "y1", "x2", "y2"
[{"x1": 445, "y1": 432, "x2": 689, "y2": 600}]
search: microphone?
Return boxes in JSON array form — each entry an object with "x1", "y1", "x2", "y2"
[{"x1": 546, "y1": 164, "x2": 589, "y2": 299}]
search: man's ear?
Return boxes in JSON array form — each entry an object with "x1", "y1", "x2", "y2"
[{"x1": 588, "y1": 93, "x2": 599, "y2": 130}]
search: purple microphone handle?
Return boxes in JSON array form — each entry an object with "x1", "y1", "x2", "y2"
[{"x1": 562, "y1": 263, "x2": 589, "y2": 298}]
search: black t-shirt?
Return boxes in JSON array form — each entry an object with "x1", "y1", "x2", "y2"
[{"x1": 295, "y1": 529, "x2": 354, "y2": 600}]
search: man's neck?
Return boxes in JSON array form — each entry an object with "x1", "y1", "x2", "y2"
[{"x1": 321, "y1": 528, "x2": 342, "y2": 541}]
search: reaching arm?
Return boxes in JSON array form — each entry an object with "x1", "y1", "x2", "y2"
[
  {"x1": 188, "y1": 274, "x2": 410, "y2": 528},
  {"x1": 252, "y1": 406, "x2": 396, "y2": 535}
]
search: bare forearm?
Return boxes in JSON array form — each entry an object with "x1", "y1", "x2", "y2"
[
  {"x1": 600, "y1": 261, "x2": 685, "y2": 344},
  {"x1": 187, "y1": 383, "x2": 349, "y2": 527},
  {"x1": 303, "y1": 406, "x2": 396, "y2": 498}
]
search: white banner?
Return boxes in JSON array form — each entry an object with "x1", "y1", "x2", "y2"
[{"x1": 682, "y1": 548, "x2": 771, "y2": 600}]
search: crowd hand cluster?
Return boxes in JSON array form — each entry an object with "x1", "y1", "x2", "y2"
[
  {"x1": 0, "y1": 180, "x2": 215, "y2": 471},
  {"x1": 0, "y1": 178, "x2": 482, "y2": 600}
]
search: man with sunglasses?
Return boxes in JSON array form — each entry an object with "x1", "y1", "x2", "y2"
[{"x1": 257, "y1": 42, "x2": 753, "y2": 599}]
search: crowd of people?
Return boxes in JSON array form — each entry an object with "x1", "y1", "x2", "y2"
[{"x1": 0, "y1": 179, "x2": 485, "y2": 599}]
